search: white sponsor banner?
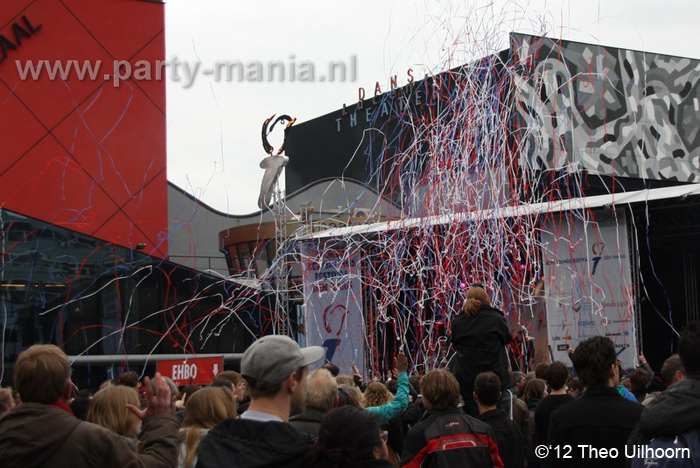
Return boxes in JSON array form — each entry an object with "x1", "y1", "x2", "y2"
[
  {"x1": 542, "y1": 210, "x2": 637, "y2": 367},
  {"x1": 301, "y1": 243, "x2": 365, "y2": 376}
]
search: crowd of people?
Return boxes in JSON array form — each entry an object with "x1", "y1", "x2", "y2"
[{"x1": 0, "y1": 286, "x2": 699, "y2": 467}]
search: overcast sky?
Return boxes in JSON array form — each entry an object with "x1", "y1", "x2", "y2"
[{"x1": 165, "y1": 0, "x2": 700, "y2": 215}]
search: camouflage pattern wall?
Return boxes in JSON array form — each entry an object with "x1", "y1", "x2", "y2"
[{"x1": 511, "y1": 33, "x2": 700, "y2": 182}]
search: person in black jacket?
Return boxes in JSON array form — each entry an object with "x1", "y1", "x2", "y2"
[
  {"x1": 449, "y1": 285, "x2": 512, "y2": 416},
  {"x1": 627, "y1": 323, "x2": 700, "y2": 452},
  {"x1": 289, "y1": 368, "x2": 338, "y2": 438},
  {"x1": 302, "y1": 406, "x2": 394, "y2": 468},
  {"x1": 401, "y1": 369, "x2": 503, "y2": 468},
  {"x1": 546, "y1": 336, "x2": 643, "y2": 468},
  {"x1": 196, "y1": 335, "x2": 325, "y2": 468},
  {"x1": 475, "y1": 371, "x2": 525, "y2": 468},
  {"x1": 534, "y1": 361, "x2": 573, "y2": 447}
]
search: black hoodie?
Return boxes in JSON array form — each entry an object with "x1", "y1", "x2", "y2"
[
  {"x1": 196, "y1": 418, "x2": 314, "y2": 468},
  {"x1": 629, "y1": 377, "x2": 700, "y2": 444}
]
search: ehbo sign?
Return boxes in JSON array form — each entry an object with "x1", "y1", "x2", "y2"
[{"x1": 157, "y1": 356, "x2": 223, "y2": 386}]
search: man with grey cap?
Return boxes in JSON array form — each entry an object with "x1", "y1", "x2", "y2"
[{"x1": 196, "y1": 335, "x2": 324, "y2": 467}]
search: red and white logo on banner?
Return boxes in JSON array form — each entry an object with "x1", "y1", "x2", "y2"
[{"x1": 156, "y1": 357, "x2": 223, "y2": 386}]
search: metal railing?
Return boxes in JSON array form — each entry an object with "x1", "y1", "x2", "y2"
[{"x1": 68, "y1": 353, "x2": 243, "y2": 366}]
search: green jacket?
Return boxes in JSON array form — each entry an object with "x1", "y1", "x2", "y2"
[{"x1": 366, "y1": 372, "x2": 409, "y2": 425}]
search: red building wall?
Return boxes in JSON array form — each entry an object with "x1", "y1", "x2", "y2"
[{"x1": 0, "y1": 0, "x2": 167, "y2": 257}]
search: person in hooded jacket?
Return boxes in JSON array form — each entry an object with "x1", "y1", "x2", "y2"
[
  {"x1": 0, "y1": 344, "x2": 179, "y2": 468},
  {"x1": 195, "y1": 335, "x2": 324, "y2": 468},
  {"x1": 627, "y1": 324, "x2": 700, "y2": 453}
]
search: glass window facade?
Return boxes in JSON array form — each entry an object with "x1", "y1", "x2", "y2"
[
  {"x1": 1, "y1": 209, "x2": 269, "y2": 389},
  {"x1": 224, "y1": 239, "x2": 277, "y2": 278}
]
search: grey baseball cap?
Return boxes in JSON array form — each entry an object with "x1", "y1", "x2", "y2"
[{"x1": 241, "y1": 335, "x2": 324, "y2": 389}]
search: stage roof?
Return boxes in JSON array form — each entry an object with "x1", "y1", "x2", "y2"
[{"x1": 299, "y1": 183, "x2": 700, "y2": 240}]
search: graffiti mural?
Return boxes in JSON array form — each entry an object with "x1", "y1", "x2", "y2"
[{"x1": 511, "y1": 33, "x2": 700, "y2": 182}]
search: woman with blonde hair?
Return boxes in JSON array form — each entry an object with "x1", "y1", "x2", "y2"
[
  {"x1": 449, "y1": 284, "x2": 512, "y2": 416},
  {"x1": 86, "y1": 385, "x2": 142, "y2": 452},
  {"x1": 179, "y1": 386, "x2": 236, "y2": 468}
]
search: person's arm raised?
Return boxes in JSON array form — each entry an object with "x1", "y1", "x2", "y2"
[
  {"x1": 126, "y1": 372, "x2": 174, "y2": 420},
  {"x1": 366, "y1": 353, "x2": 410, "y2": 425}
]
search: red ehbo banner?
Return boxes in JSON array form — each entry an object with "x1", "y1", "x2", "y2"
[{"x1": 157, "y1": 356, "x2": 223, "y2": 386}]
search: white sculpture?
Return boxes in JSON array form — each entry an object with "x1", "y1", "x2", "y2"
[
  {"x1": 257, "y1": 114, "x2": 295, "y2": 209},
  {"x1": 257, "y1": 153, "x2": 289, "y2": 209}
]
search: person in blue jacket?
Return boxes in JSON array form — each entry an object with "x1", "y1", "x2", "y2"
[{"x1": 366, "y1": 353, "x2": 410, "y2": 425}]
